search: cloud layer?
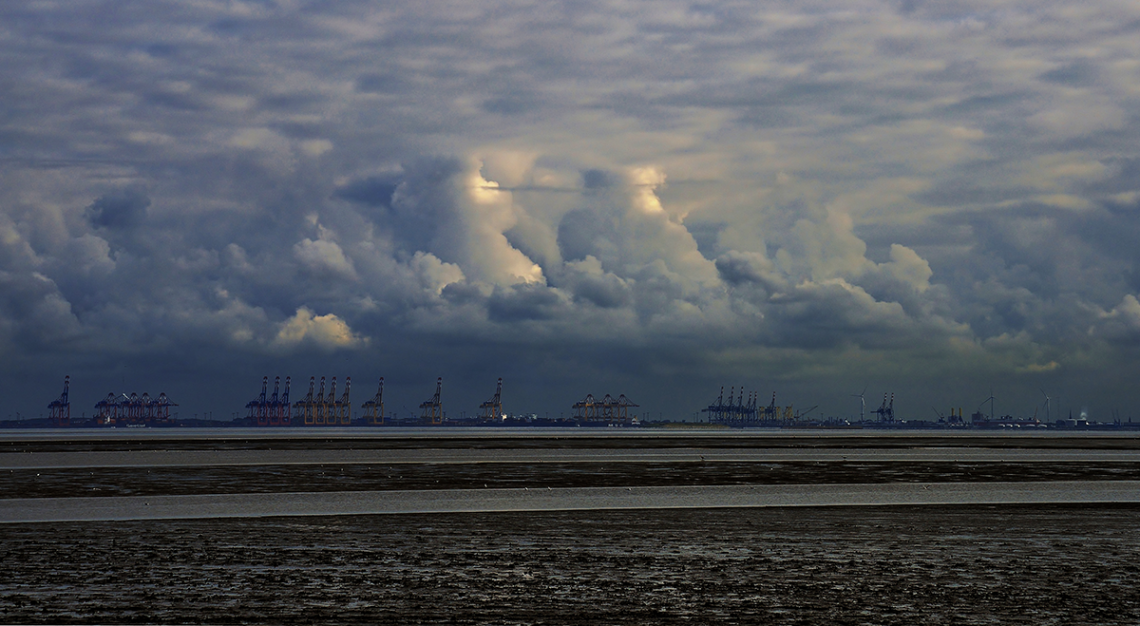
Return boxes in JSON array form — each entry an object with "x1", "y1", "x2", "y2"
[{"x1": 3, "y1": 0, "x2": 1140, "y2": 420}]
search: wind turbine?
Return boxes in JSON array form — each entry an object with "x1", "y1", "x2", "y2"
[
  {"x1": 1039, "y1": 388, "x2": 1051, "y2": 422},
  {"x1": 851, "y1": 387, "x2": 866, "y2": 422}
]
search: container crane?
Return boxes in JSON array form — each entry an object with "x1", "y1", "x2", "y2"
[
  {"x1": 279, "y1": 377, "x2": 291, "y2": 425},
  {"x1": 294, "y1": 377, "x2": 317, "y2": 425},
  {"x1": 479, "y1": 378, "x2": 504, "y2": 420},
  {"x1": 420, "y1": 377, "x2": 443, "y2": 424},
  {"x1": 247, "y1": 376, "x2": 270, "y2": 425},
  {"x1": 334, "y1": 377, "x2": 352, "y2": 425},
  {"x1": 875, "y1": 393, "x2": 895, "y2": 422},
  {"x1": 572, "y1": 393, "x2": 598, "y2": 420},
  {"x1": 267, "y1": 376, "x2": 291, "y2": 426},
  {"x1": 362, "y1": 378, "x2": 385, "y2": 425},
  {"x1": 48, "y1": 376, "x2": 70, "y2": 427},
  {"x1": 320, "y1": 377, "x2": 334, "y2": 425}
]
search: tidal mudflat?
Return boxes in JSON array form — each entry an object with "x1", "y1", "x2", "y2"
[
  {"x1": 2, "y1": 429, "x2": 1138, "y2": 624},
  {"x1": 2, "y1": 506, "x2": 1139, "y2": 624}
]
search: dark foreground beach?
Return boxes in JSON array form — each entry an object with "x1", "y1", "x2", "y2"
[
  {"x1": 3, "y1": 506, "x2": 1139, "y2": 624},
  {"x1": 2, "y1": 429, "x2": 1139, "y2": 624}
]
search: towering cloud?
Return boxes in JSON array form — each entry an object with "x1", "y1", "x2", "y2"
[{"x1": 1, "y1": 0, "x2": 1140, "y2": 418}]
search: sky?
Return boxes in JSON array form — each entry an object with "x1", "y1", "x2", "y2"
[{"x1": 3, "y1": 0, "x2": 1140, "y2": 422}]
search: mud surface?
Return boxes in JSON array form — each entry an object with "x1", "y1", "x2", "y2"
[
  {"x1": 2, "y1": 505, "x2": 1139, "y2": 624},
  {"x1": 5, "y1": 432, "x2": 1140, "y2": 453},
  {"x1": 5, "y1": 434, "x2": 1139, "y2": 623},
  {"x1": 5, "y1": 461, "x2": 1140, "y2": 499}
]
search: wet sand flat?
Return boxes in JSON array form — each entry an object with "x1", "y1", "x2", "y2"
[
  {"x1": 3, "y1": 481, "x2": 1140, "y2": 523},
  {"x1": 3, "y1": 431, "x2": 1139, "y2": 624},
  {"x1": 4, "y1": 428, "x2": 1140, "y2": 453},
  {"x1": 6, "y1": 460, "x2": 1140, "y2": 499},
  {"x1": 6, "y1": 446, "x2": 1140, "y2": 469}
]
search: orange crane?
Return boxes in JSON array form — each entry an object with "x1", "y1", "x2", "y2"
[
  {"x1": 573, "y1": 393, "x2": 637, "y2": 422},
  {"x1": 362, "y1": 378, "x2": 385, "y2": 425},
  {"x1": 294, "y1": 377, "x2": 317, "y2": 425},
  {"x1": 333, "y1": 377, "x2": 352, "y2": 425},
  {"x1": 572, "y1": 394, "x2": 598, "y2": 420},
  {"x1": 420, "y1": 377, "x2": 443, "y2": 424},
  {"x1": 479, "y1": 378, "x2": 504, "y2": 420}
]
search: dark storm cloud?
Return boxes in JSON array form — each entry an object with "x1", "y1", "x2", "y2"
[
  {"x1": 334, "y1": 176, "x2": 400, "y2": 209},
  {"x1": 487, "y1": 285, "x2": 568, "y2": 322},
  {"x1": 581, "y1": 169, "x2": 618, "y2": 190},
  {"x1": 85, "y1": 188, "x2": 150, "y2": 229},
  {"x1": 557, "y1": 207, "x2": 618, "y2": 263},
  {"x1": 566, "y1": 272, "x2": 631, "y2": 309},
  {"x1": 715, "y1": 252, "x2": 775, "y2": 289},
  {"x1": 4, "y1": 0, "x2": 1140, "y2": 420}
]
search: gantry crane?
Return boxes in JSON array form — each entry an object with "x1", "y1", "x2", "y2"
[
  {"x1": 294, "y1": 377, "x2": 317, "y2": 425},
  {"x1": 247, "y1": 376, "x2": 270, "y2": 425},
  {"x1": 48, "y1": 376, "x2": 70, "y2": 427},
  {"x1": 479, "y1": 378, "x2": 504, "y2": 420},
  {"x1": 270, "y1": 376, "x2": 291, "y2": 426},
  {"x1": 362, "y1": 377, "x2": 385, "y2": 425},
  {"x1": 875, "y1": 393, "x2": 895, "y2": 422},
  {"x1": 333, "y1": 377, "x2": 352, "y2": 425},
  {"x1": 420, "y1": 377, "x2": 443, "y2": 424}
]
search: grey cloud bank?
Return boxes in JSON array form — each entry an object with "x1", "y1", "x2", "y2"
[{"x1": 2, "y1": 1, "x2": 1140, "y2": 421}]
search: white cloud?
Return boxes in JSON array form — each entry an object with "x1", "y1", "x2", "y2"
[
  {"x1": 271, "y1": 307, "x2": 368, "y2": 351},
  {"x1": 777, "y1": 207, "x2": 872, "y2": 283},
  {"x1": 410, "y1": 251, "x2": 465, "y2": 295},
  {"x1": 459, "y1": 166, "x2": 546, "y2": 286},
  {"x1": 300, "y1": 139, "x2": 334, "y2": 156},
  {"x1": 1028, "y1": 98, "x2": 1127, "y2": 139},
  {"x1": 881, "y1": 244, "x2": 933, "y2": 293},
  {"x1": 293, "y1": 230, "x2": 356, "y2": 278},
  {"x1": 230, "y1": 128, "x2": 282, "y2": 149},
  {"x1": 1091, "y1": 294, "x2": 1140, "y2": 341}
]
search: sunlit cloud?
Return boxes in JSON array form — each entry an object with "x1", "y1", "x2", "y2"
[
  {"x1": 271, "y1": 307, "x2": 368, "y2": 352},
  {"x1": 2, "y1": 0, "x2": 1140, "y2": 418}
]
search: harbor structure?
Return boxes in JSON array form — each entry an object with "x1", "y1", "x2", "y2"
[
  {"x1": 94, "y1": 391, "x2": 176, "y2": 426},
  {"x1": 702, "y1": 388, "x2": 793, "y2": 425},
  {"x1": 47, "y1": 376, "x2": 70, "y2": 427},
  {"x1": 292, "y1": 376, "x2": 351, "y2": 426},
  {"x1": 420, "y1": 377, "x2": 443, "y2": 424},
  {"x1": 361, "y1": 377, "x2": 385, "y2": 425},
  {"x1": 479, "y1": 378, "x2": 504, "y2": 420},
  {"x1": 246, "y1": 376, "x2": 292, "y2": 426},
  {"x1": 875, "y1": 393, "x2": 896, "y2": 422},
  {"x1": 571, "y1": 393, "x2": 638, "y2": 422}
]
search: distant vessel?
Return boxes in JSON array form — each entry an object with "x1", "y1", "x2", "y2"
[
  {"x1": 971, "y1": 412, "x2": 1043, "y2": 428},
  {"x1": 785, "y1": 420, "x2": 862, "y2": 430}
]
